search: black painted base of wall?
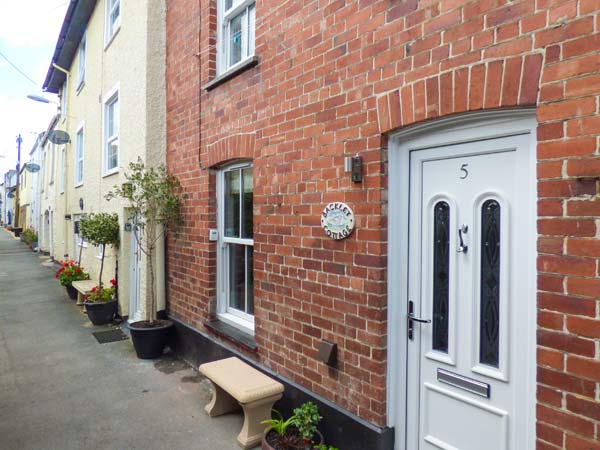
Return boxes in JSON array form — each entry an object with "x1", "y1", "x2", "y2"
[{"x1": 168, "y1": 316, "x2": 395, "y2": 450}]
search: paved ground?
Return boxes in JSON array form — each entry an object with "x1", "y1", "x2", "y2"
[{"x1": 0, "y1": 229, "x2": 243, "y2": 450}]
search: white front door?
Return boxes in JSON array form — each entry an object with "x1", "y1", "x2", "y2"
[
  {"x1": 405, "y1": 126, "x2": 534, "y2": 450},
  {"x1": 129, "y1": 225, "x2": 142, "y2": 322}
]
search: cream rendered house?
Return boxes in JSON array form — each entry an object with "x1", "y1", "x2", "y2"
[
  {"x1": 27, "y1": 134, "x2": 44, "y2": 238},
  {"x1": 42, "y1": 0, "x2": 167, "y2": 320},
  {"x1": 38, "y1": 117, "x2": 60, "y2": 255}
]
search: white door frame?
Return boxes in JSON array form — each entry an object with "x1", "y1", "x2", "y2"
[
  {"x1": 129, "y1": 224, "x2": 142, "y2": 323},
  {"x1": 386, "y1": 110, "x2": 537, "y2": 450}
]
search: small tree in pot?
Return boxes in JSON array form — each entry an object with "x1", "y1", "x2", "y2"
[
  {"x1": 79, "y1": 213, "x2": 120, "y2": 325},
  {"x1": 79, "y1": 213, "x2": 120, "y2": 286},
  {"x1": 106, "y1": 159, "x2": 182, "y2": 358}
]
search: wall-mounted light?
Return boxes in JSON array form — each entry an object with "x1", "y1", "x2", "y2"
[{"x1": 344, "y1": 155, "x2": 363, "y2": 183}]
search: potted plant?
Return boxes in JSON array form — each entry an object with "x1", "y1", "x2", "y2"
[
  {"x1": 83, "y1": 279, "x2": 118, "y2": 325},
  {"x1": 261, "y1": 402, "x2": 325, "y2": 450},
  {"x1": 106, "y1": 159, "x2": 182, "y2": 359},
  {"x1": 22, "y1": 228, "x2": 38, "y2": 250},
  {"x1": 79, "y1": 213, "x2": 120, "y2": 286},
  {"x1": 55, "y1": 260, "x2": 90, "y2": 300}
]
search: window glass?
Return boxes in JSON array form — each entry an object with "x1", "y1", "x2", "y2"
[
  {"x1": 107, "y1": 0, "x2": 120, "y2": 40},
  {"x1": 480, "y1": 200, "x2": 501, "y2": 368},
  {"x1": 77, "y1": 35, "x2": 86, "y2": 88},
  {"x1": 246, "y1": 246, "x2": 254, "y2": 314},
  {"x1": 241, "y1": 167, "x2": 253, "y2": 238},
  {"x1": 219, "y1": 0, "x2": 255, "y2": 73},
  {"x1": 432, "y1": 201, "x2": 450, "y2": 353},
  {"x1": 228, "y1": 243, "x2": 246, "y2": 311},
  {"x1": 60, "y1": 148, "x2": 66, "y2": 192},
  {"x1": 76, "y1": 129, "x2": 84, "y2": 185},
  {"x1": 224, "y1": 169, "x2": 240, "y2": 238},
  {"x1": 105, "y1": 94, "x2": 119, "y2": 172},
  {"x1": 220, "y1": 163, "x2": 254, "y2": 324},
  {"x1": 60, "y1": 81, "x2": 67, "y2": 120},
  {"x1": 228, "y1": 13, "x2": 243, "y2": 67}
]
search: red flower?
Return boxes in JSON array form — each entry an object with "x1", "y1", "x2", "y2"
[
  {"x1": 75, "y1": 268, "x2": 81, "y2": 274},
  {"x1": 110, "y1": 279, "x2": 117, "y2": 286},
  {"x1": 90, "y1": 287, "x2": 97, "y2": 293}
]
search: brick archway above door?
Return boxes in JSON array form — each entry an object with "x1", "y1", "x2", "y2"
[
  {"x1": 377, "y1": 53, "x2": 543, "y2": 134},
  {"x1": 205, "y1": 133, "x2": 256, "y2": 167}
]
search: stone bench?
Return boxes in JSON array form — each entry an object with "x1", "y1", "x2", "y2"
[
  {"x1": 199, "y1": 357, "x2": 284, "y2": 449},
  {"x1": 71, "y1": 280, "x2": 97, "y2": 305}
]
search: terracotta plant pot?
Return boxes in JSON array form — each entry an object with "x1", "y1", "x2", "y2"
[
  {"x1": 65, "y1": 285, "x2": 78, "y2": 300},
  {"x1": 84, "y1": 300, "x2": 117, "y2": 325},
  {"x1": 129, "y1": 320, "x2": 173, "y2": 359},
  {"x1": 261, "y1": 430, "x2": 323, "y2": 450}
]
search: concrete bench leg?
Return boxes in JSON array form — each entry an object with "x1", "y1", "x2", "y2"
[
  {"x1": 76, "y1": 292, "x2": 84, "y2": 305},
  {"x1": 205, "y1": 383, "x2": 240, "y2": 417},
  {"x1": 237, "y1": 393, "x2": 283, "y2": 450}
]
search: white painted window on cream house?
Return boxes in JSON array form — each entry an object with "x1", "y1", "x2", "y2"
[
  {"x1": 75, "y1": 125, "x2": 84, "y2": 186},
  {"x1": 103, "y1": 88, "x2": 119, "y2": 176},
  {"x1": 77, "y1": 34, "x2": 86, "y2": 91},
  {"x1": 60, "y1": 147, "x2": 66, "y2": 193},
  {"x1": 60, "y1": 81, "x2": 67, "y2": 121},
  {"x1": 105, "y1": 0, "x2": 121, "y2": 47}
]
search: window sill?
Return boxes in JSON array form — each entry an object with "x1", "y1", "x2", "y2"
[
  {"x1": 102, "y1": 168, "x2": 119, "y2": 178},
  {"x1": 74, "y1": 182, "x2": 83, "y2": 188},
  {"x1": 204, "y1": 56, "x2": 259, "y2": 91},
  {"x1": 204, "y1": 319, "x2": 257, "y2": 352},
  {"x1": 104, "y1": 26, "x2": 121, "y2": 51}
]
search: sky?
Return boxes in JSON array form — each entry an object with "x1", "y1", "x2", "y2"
[{"x1": 0, "y1": 1, "x2": 69, "y2": 179}]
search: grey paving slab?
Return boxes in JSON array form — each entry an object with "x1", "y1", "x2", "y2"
[{"x1": 0, "y1": 229, "x2": 246, "y2": 450}]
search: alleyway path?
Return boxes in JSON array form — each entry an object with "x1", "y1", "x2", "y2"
[{"x1": 0, "y1": 230, "x2": 242, "y2": 450}]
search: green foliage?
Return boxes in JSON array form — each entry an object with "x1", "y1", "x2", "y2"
[
  {"x1": 261, "y1": 410, "x2": 297, "y2": 436},
  {"x1": 79, "y1": 213, "x2": 120, "y2": 248},
  {"x1": 105, "y1": 159, "x2": 183, "y2": 322},
  {"x1": 313, "y1": 445, "x2": 339, "y2": 450},
  {"x1": 105, "y1": 159, "x2": 182, "y2": 233},
  {"x1": 55, "y1": 260, "x2": 89, "y2": 286},
  {"x1": 22, "y1": 228, "x2": 38, "y2": 244},
  {"x1": 292, "y1": 402, "x2": 322, "y2": 440}
]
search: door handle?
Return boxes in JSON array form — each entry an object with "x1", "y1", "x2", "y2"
[
  {"x1": 408, "y1": 300, "x2": 431, "y2": 340},
  {"x1": 409, "y1": 314, "x2": 432, "y2": 324},
  {"x1": 457, "y1": 224, "x2": 468, "y2": 253}
]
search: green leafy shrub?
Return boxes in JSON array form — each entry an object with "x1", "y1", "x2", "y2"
[
  {"x1": 22, "y1": 228, "x2": 38, "y2": 244},
  {"x1": 292, "y1": 402, "x2": 322, "y2": 440},
  {"x1": 80, "y1": 213, "x2": 120, "y2": 248},
  {"x1": 80, "y1": 213, "x2": 120, "y2": 285},
  {"x1": 313, "y1": 445, "x2": 339, "y2": 450}
]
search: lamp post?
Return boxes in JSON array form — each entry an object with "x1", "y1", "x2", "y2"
[{"x1": 14, "y1": 134, "x2": 22, "y2": 228}]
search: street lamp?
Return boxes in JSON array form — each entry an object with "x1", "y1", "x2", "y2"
[{"x1": 27, "y1": 94, "x2": 58, "y2": 105}]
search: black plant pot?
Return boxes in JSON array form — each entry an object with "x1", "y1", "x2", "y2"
[
  {"x1": 66, "y1": 285, "x2": 78, "y2": 300},
  {"x1": 84, "y1": 300, "x2": 117, "y2": 325},
  {"x1": 129, "y1": 320, "x2": 173, "y2": 359}
]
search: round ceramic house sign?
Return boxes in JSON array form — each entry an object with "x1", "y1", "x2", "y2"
[{"x1": 321, "y1": 202, "x2": 355, "y2": 240}]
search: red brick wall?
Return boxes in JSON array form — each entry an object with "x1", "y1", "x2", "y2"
[{"x1": 166, "y1": 0, "x2": 600, "y2": 445}]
